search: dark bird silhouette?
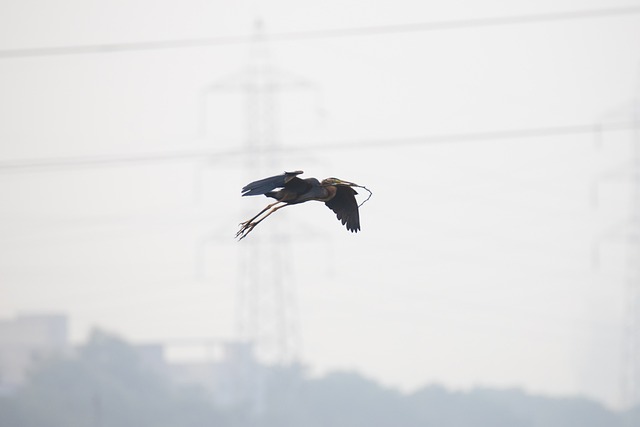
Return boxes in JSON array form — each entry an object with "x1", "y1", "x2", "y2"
[{"x1": 236, "y1": 170, "x2": 361, "y2": 240}]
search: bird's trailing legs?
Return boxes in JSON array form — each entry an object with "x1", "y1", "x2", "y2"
[
  {"x1": 236, "y1": 202, "x2": 289, "y2": 240},
  {"x1": 239, "y1": 201, "x2": 280, "y2": 227}
]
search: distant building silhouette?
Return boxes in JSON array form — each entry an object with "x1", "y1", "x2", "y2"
[
  {"x1": 0, "y1": 313, "x2": 262, "y2": 408},
  {"x1": 0, "y1": 313, "x2": 69, "y2": 393},
  {"x1": 164, "y1": 341, "x2": 261, "y2": 407}
]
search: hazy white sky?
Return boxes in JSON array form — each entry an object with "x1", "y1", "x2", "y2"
[{"x1": 1, "y1": 0, "x2": 639, "y2": 409}]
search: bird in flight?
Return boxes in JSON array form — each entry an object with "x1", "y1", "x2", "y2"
[{"x1": 236, "y1": 170, "x2": 369, "y2": 240}]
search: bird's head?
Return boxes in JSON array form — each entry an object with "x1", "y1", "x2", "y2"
[{"x1": 321, "y1": 177, "x2": 352, "y2": 186}]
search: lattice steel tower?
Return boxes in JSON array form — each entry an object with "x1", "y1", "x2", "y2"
[
  {"x1": 595, "y1": 70, "x2": 640, "y2": 410},
  {"x1": 622, "y1": 96, "x2": 640, "y2": 409},
  {"x1": 202, "y1": 20, "x2": 312, "y2": 367}
]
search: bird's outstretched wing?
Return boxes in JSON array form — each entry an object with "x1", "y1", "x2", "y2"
[
  {"x1": 241, "y1": 170, "x2": 304, "y2": 196},
  {"x1": 325, "y1": 185, "x2": 360, "y2": 232}
]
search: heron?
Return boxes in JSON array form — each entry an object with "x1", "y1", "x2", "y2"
[{"x1": 236, "y1": 170, "x2": 368, "y2": 240}]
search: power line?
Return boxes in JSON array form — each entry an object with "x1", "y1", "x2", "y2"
[
  {"x1": 0, "y1": 148, "x2": 227, "y2": 171},
  {"x1": 1, "y1": 5, "x2": 639, "y2": 59},
  {"x1": 0, "y1": 121, "x2": 635, "y2": 172},
  {"x1": 306, "y1": 121, "x2": 636, "y2": 151}
]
